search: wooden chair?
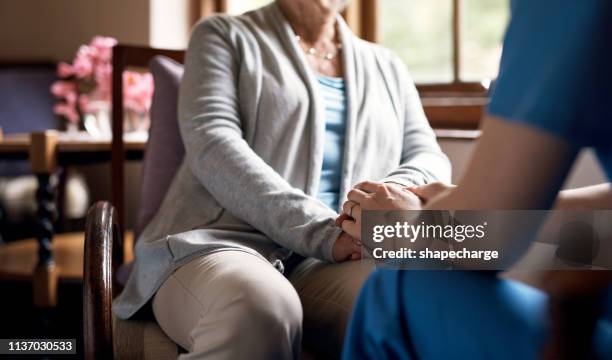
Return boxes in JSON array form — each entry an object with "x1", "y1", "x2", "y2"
[{"x1": 84, "y1": 45, "x2": 184, "y2": 359}]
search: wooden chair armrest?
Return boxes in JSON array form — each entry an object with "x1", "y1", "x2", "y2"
[{"x1": 83, "y1": 201, "x2": 123, "y2": 359}]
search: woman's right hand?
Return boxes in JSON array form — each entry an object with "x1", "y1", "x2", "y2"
[{"x1": 332, "y1": 231, "x2": 362, "y2": 262}]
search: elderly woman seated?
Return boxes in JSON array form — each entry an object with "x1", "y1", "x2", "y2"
[{"x1": 113, "y1": 0, "x2": 450, "y2": 358}]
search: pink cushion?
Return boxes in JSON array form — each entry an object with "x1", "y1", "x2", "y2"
[{"x1": 135, "y1": 56, "x2": 185, "y2": 238}]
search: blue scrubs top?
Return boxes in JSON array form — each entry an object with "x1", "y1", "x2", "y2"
[
  {"x1": 343, "y1": 1, "x2": 612, "y2": 359},
  {"x1": 316, "y1": 76, "x2": 347, "y2": 211},
  {"x1": 489, "y1": 0, "x2": 612, "y2": 179}
]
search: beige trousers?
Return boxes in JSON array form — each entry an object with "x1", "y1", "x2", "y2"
[{"x1": 152, "y1": 251, "x2": 374, "y2": 360}]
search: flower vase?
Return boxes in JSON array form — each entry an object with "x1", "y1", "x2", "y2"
[
  {"x1": 124, "y1": 110, "x2": 150, "y2": 134},
  {"x1": 83, "y1": 100, "x2": 111, "y2": 139},
  {"x1": 65, "y1": 121, "x2": 80, "y2": 134}
]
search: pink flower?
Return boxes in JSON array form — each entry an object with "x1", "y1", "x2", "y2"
[
  {"x1": 73, "y1": 45, "x2": 95, "y2": 78},
  {"x1": 54, "y1": 103, "x2": 79, "y2": 124},
  {"x1": 91, "y1": 36, "x2": 118, "y2": 48},
  {"x1": 94, "y1": 63, "x2": 113, "y2": 100},
  {"x1": 50, "y1": 81, "x2": 76, "y2": 98},
  {"x1": 91, "y1": 36, "x2": 117, "y2": 63},
  {"x1": 123, "y1": 71, "x2": 154, "y2": 114},
  {"x1": 123, "y1": 71, "x2": 153, "y2": 114},
  {"x1": 57, "y1": 62, "x2": 74, "y2": 78},
  {"x1": 64, "y1": 90, "x2": 77, "y2": 106},
  {"x1": 51, "y1": 35, "x2": 154, "y2": 127}
]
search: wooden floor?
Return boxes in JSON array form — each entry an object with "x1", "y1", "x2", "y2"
[{"x1": 0, "y1": 231, "x2": 134, "y2": 281}]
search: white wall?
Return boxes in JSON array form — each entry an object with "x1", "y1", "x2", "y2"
[
  {"x1": 0, "y1": 0, "x2": 151, "y2": 61},
  {"x1": 0, "y1": 0, "x2": 193, "y2": 62},
  {"x1": 149, "y1": 0, "x2": 194, "y2": 49}
]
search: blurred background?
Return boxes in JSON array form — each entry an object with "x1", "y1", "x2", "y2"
[{"x1": 0, "y1": 0, "x2": 606, "y2": 357}]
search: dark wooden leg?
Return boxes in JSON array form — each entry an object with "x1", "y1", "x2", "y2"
[
  {"x1": 29, "y1": 132, "x2": 59, "y2": 308},
  {"x1": 36, "y1": 173, "x2": 56, "y2": 264},
  {"x1": 0, "y1": 205, "x2": 5, "y2": 244},
  {"x1": 33, "y1": 172, "x2": 59, "y2": 308}
]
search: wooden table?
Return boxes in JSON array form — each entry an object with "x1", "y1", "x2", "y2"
[
  {"x1": 0, "y1": 130, "x2": 144, "y2": 307},
  {"x1": 0, "y1": 130, "x2": 146, "y2": 162}
]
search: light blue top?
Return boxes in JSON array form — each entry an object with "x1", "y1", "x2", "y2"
[{"x1": 317, "y1": 75, "x2": 347, "y2": 210}]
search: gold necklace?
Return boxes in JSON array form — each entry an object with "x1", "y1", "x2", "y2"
[{"x1": 295, "y1": 35, "x2": 343, "y2": 61}]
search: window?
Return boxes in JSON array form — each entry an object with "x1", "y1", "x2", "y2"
[
  {"x1": 195, "y1": 0, "x2": 271, "y2": 17},
  {"x1": 462, "y1": 0, "x2": 509, "y2": 82},
  {"x1": 377, "y1": 0, "x2": 509, "y2": 128},
  {"x1": 381, "y1": 0, "x2": 508, "y2": 86},
  {"x1": 381, "y1": 0, "x2": 454, "y2": 84}
]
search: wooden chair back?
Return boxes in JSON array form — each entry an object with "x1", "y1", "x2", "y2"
[
  {"x1": 84, "y1": 45, "x2": 185, "y2": 359},
  {"x1": 110, "y1": 45, "x2": 184, "y2": 238}
]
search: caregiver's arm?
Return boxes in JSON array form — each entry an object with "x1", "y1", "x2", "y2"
[
  {"x1": 340, "y1": 116, "x2": 575, "y2": 238},
  {"x1": 179, "y1": 18, "x2": 350, "y2": 262},
  {"x1": 402, "y1": 116, "x2": 580, "y2": 272},
  {"x1": 424, "y1": 116, "x2": 577, "y2": 211},
  {"x1": 381, "y1": 57, "x2": 452, "y2": 187},
  {"x1": 555, "y1": 183, "x2": 612, "y2": 210},
  {"x1": 412, "y1": 183, "x2": 612, "y2": 210}
]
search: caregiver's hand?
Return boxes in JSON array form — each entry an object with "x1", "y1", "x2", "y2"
[
  {"x1": 332, "y1": 232, "x2": 362, "y2": 262},
  {"x1": 338, "y1": 181, "x2": 422, "y2": 240},
  {"x1": 407, "y1": 182, "x2": 457, "y2": 205}
]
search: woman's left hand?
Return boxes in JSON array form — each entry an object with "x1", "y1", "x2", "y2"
[{"x1": 337, "y1": 181, "x2": 422, "y2": 240}]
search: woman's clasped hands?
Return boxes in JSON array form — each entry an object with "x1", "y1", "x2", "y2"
[{"x1": 334, "y1": 181, "x2": 456, "y2": 248}]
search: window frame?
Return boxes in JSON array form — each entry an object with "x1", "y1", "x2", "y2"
[
  {"x1": 196, "y1": 0, "x2": 490, "y2": 130},
  {"x1": 346, "y1": 0, "x2": 491, "y2": 129},
  {"x1": 195, "y1": 0, "x2": 228, "y2": 20}
]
